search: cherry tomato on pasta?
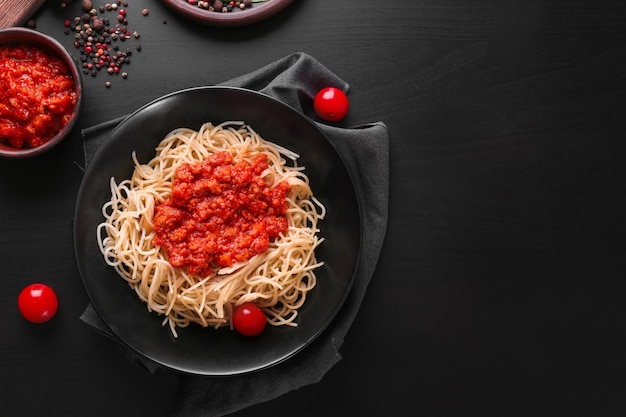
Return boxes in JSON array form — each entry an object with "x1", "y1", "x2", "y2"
[
  {"x1": 313, "y1": 87, "x2": 349, "y2": 122},
  {"x1": 18, "y1": 283, "x2": 58, "y2": 323},
  {"x1": 233, "y1": 302, "x2": 267, "y2": 336}
]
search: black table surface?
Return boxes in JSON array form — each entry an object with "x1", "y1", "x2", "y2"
[{"x1": 2, "y1": 1, "x2": 626, "y2": 416}]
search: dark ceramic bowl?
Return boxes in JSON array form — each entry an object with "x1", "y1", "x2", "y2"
[
  {"x1": 160, "y1": 0, "x2": 293, "y2": 27},
  {"x1": 73, "y1": 86, "x2": 361, "y2": 375},
  {"x1": 0, "y1": 28, "x2": 82, "y2": 159}
]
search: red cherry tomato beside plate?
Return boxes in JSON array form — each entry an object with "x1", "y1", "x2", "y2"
[
  {"x1": 313, "y1": 87, "x2": 349, "y2": 122},
  {"x1": 232, "y1": 302, "x2": 267, "y2": 336},
  {"x1": 18, "y1": 283, "x2": 58, "y2": 323}
]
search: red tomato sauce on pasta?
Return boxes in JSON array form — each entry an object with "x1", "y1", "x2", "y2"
[
  {"x1": 153, "y1": 151, "x2": 290, "y2": 276},
  {"x1": 0, "y1": 44, "x2": 77, "y2": 149}
]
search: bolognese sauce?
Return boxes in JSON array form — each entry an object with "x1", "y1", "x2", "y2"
[
  {"x1": 153, "y1": 151, "x2": 290, "y2": 277},
  {"x1": 0, "y1": 44, "x2": 77, "y2": 149}
]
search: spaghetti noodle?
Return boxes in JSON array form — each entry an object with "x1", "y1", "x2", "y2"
[{"x1": 97, "y1": 121, "x2": 325, "y2": 337}]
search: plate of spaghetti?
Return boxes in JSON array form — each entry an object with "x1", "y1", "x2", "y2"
[{"x1": 73, "y1": 86, "x2": 361, "y2": 375}]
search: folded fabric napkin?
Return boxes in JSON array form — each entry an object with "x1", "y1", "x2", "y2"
[{"x1": 80, "y1": 52, "x2": 389, "y2": 417}]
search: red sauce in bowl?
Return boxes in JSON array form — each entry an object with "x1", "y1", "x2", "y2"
[
  {"x1": 0, "y1": 44, "x2": 78, "y2": 149},
  {"x1": 153, "y1": 151, "x2": 290, "y2": 277}
]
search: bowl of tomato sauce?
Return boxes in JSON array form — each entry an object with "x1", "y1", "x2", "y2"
[{"x1": 0, "y1": 27, "x2": 82, "y2": 158}]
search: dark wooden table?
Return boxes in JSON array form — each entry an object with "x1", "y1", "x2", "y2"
[{"x1": 2, "y1": 1, "x2": 625, "y2": 416}]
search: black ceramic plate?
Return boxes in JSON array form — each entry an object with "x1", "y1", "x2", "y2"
[
  {"x1": 160, "y1": 0, "x2": 293, "y2": 27},
  {"x1": 73, "y1": 86, "x2": 361, "y2": 376}
]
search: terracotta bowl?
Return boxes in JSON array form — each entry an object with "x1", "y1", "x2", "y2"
[
  {"x1": 0, "y1": 27, "x2": 82, "y2": 159},
  {"x1": 160, "y1": 0, "x2": 294, "y2": 27}
]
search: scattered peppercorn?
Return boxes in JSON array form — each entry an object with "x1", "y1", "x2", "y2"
[
  {"x1": 91, "y1": 17, "x2": 104, "y2": 31},
  {"x1": 63, "y1": 0, "x2": 143, "y2": 87},
  {"x1": 105, "y1": 81, "x2": 111, "y2": 88}
]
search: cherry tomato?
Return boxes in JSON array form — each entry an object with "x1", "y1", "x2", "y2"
[
  {"x1": 18, "y1": 283, "x2": 58, "y2": 323},
  {"x1": 313, "y1": 87, "x2": 349, "y2": 122},
  {"x1": 232, "y1": 302, "x2": 267, "y2": 336}
]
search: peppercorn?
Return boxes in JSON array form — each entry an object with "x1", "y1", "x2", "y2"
[
  {"x1": 92, "y1": 17, "x2": 104, "y2": 32},
  {"x1": 188, "y1": 0, "x2": 254, "y2": 12},
  {"x1": 64, "y1": 1, "x2": 143, "y2": 84},
  {"x1": 82, "y1": 0, "x2": 93, "y2": 12}
]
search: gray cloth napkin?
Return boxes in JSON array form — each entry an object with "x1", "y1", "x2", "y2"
[{"x1": 80, "y1": 52, "x2": 389, "y2": 417}]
